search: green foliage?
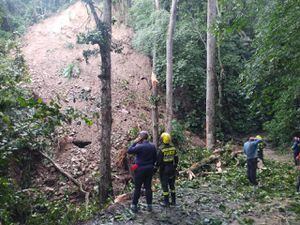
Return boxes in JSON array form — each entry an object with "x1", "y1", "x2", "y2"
[
  {"x1": 131, "y1": 0, "x2": 299, "y2": 144},
  {"x1": 130, "y1": 0, "x2": 256, "y2": 137},
  {"x1": 170, "y1": 119, "x2": 186, "y2": 147},
  {"x1": 77, "y1": 30, "x2": 107, "y2": 46},
  {"x1": 62, "y1": 63, "x2": 81, "y2": 79},
  {"x1": 242, "y1": 0, "x2": 300, "y2": 145},
  {"x1": 128, "y1": 126, "x2": 139, "y2": 139},
  {"x1": 0, "y1": 187, "x2": 99, "y2": 225},
  {"x1": 178, "y1": 147, "x2": 212, "y2": 170},
  {"x1": 0, "y1": 0, "x2": 74, "y2": 35},
  {"x1": 129, "y1": 0, "x2": 169, "y2": 55}
]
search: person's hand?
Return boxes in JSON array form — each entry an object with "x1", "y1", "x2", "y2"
[{"x1": 134, "y1": 136, "x2": 142, "y2": 144}]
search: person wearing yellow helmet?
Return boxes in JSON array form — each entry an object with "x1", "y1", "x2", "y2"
[
  {"x1": 161, "y1": 132, "x2": 171, "y2": 144},
  {"x1": 154, "y1": 132, "x2": 179, "y2": 207}
]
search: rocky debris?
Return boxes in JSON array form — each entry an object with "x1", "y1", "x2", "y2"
[{"x1": 120, "y1": 109, "x2": 130, "y2": 114}]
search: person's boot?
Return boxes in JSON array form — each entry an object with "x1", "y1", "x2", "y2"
[
  {"x1": 171, "y1": 193, "x2": 176, "y2": 206},
  {"x1": 130, "y1": 204, "x2": 138, "y2": 213},
  {"x1": 161, "y1": 195, "x2": 169, "y2": 207},
  {"x1": 163, "y1": 195, "x2": 170, "y2": 207}
]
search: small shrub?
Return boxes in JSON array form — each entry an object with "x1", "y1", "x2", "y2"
[{"x1": 61, "y1": 63, "x2": 80, "y2": 79}]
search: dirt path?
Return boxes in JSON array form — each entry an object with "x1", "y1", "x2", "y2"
[
  {"x1": 21, "y1": 1, "x2": 154, "y2": 195},
  {"x1": 264, "y1": 147, "x2": 293, "y2": 164}
]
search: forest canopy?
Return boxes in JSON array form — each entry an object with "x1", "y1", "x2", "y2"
[{"x1": 129, "y1": 0, "x2": 300, "y2": 144}]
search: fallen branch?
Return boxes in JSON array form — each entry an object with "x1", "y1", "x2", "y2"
[
  {"x1": 190, "y1": 155, "x2": 220, "y2": 172},
  {"x1": 199, "y1": 171, "x2": 227, "y2": 176},
  {"x1": 114, "y1": 192, "x2": 131, "y2": 203},
  {"x1": 39, "y1": 151, "x2": 90, "y2": 209},
  {"x1": 180, "y1": 155, "x2": 220, "y2": 176},
  {"x1": 187, "y1": 169, "x2": 196, "y2": 180},
  {"x1": 234, "y1": 157, "x2": 240, "y2": 167},
  {"x1": 231, "y1": 150, "x2": 243, "y2": 158}
]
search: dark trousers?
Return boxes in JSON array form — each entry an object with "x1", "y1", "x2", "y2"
[
  {"x1": 296, "y1": 160, "x2": 300, "y2": 192},
  {"x1": 247, "y1": 158, "x2": 258, "y2": 185},
  {"x1": 296, "y1": 175, "x2": 300, "y2": 192},
  {"x1": 161, "y1": 173, "x2": 175, "y2": 194},
  {"x1": 160, "y1": 166, "x2": 176, "y2": 197},
  {"x1": 132, "y1": 166, "x2": 153, "y2": 205},
  {"x1": 294, "y1": 153, "x2": 299, "y2": 165},
  {"x1": 258, "y1": 149, "x2": 264, "y2": 162}
]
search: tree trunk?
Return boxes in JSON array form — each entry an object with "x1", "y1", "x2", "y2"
[
  {"x1": 99, "y1": 0, "x2": 113, "y2": 205},
  {"x1": 155, "y1": 0, "x2": 160, "y2": 9},
  {"x1": 151, "y1": 71, "x2": 159, "y2": 148},
  {"x1": 84, "y1": 0, "x2": 113, "y2": 205},
  {"x1": 216, "y1": 2, "x2": 225, "y2": 134},
  {"x1": 151, "y1": 0, "x2": 160, "y2": 148},
  {"x1": 206, "y1": 0, "x2": 217, "y2": 150},
  {"x1": 166, "y1": 0, "x2": 177, "y2": 134}
]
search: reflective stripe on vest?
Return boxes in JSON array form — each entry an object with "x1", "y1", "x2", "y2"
[{"x1": 162, "y1": 146, "x2": 176, "y2": 163}]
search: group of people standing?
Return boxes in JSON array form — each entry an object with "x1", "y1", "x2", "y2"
[
  {"x1": 244, "y1": 135, "x2": 300, "y2": 191},
  {"x1": 127, "y1": 132, "x2": 300, "y2": 213},
  {"x1": 127, "y1": 131, "x2": 178, "y2": 213}
]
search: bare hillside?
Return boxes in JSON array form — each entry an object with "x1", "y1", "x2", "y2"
[{"x1": 21, "y1": 1, "x2": 154, "y2": 196}]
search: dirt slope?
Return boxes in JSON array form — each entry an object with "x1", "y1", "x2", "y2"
[{"x1": 21, "y1": 1, "x2": 153, "y2": 195}]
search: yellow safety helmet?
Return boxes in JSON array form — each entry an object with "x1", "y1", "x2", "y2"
[
  {"x1": 161, "y1": 132, "x2": 171, "y2": 144},
  {"x1": 256, "y1": 135, "x2": 262, "y2": 140}
]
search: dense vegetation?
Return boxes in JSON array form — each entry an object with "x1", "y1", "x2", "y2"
[
  {"x1": 129, "y1": 0, "x2": 300, "y2": 144},
  {"x1": 0, "y1": 0, "x2": 299, "y2": 224}
]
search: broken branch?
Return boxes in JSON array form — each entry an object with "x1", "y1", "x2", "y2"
[{"x1": 39, "y1": 151, "x2": 90, "y2": 209}]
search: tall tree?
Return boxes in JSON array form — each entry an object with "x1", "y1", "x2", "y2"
[
  {"x1": 151, "y1": 0, "x2": 160, "y2": 148},
  {"x1": 155, "y1": 0, "x2": 160, "y2": 9},
  {"x1": 83, "y1": 0, "x2": 113, "y2": 205},
  {"x1": 206, "y1": 0, "x2": 217, "y2": 150},
  {"x1": 166, "y1": 0, "x2": 178, "y2": 133}
]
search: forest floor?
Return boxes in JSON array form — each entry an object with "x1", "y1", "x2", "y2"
[
  {"x1": 81, "y1": 147, "x2": 300, "y2": 225},
  {"x1": 20, "y1": 1, "x2": 300, "y2": 225}
]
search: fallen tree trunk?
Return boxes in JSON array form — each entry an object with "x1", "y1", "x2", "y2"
[
  {"x1": 39, "y1": 151, "x2": 90, "y2": 209},
  {"x1": 180, "y1": 148, "x2": 244, "y2": 179},
  {"x1": 180, "y1": 155, "x2": 220, "y2": 176}
]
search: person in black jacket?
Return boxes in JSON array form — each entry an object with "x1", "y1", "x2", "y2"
[
  {"x1": 127, "y1": 131, "x2": 157, "y2": 212},
  {"x1": 154, "y1": 132, "x2": 178, "y2": 207}
]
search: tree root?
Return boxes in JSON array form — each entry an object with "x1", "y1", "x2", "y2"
[{"x1": 39, "y1": 151, "x2": 90, "y2": 209}]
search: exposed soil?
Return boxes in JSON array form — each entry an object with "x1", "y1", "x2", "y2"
[{"x1": 21, "y1": 1, "x2": 155, "y2": 197}]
